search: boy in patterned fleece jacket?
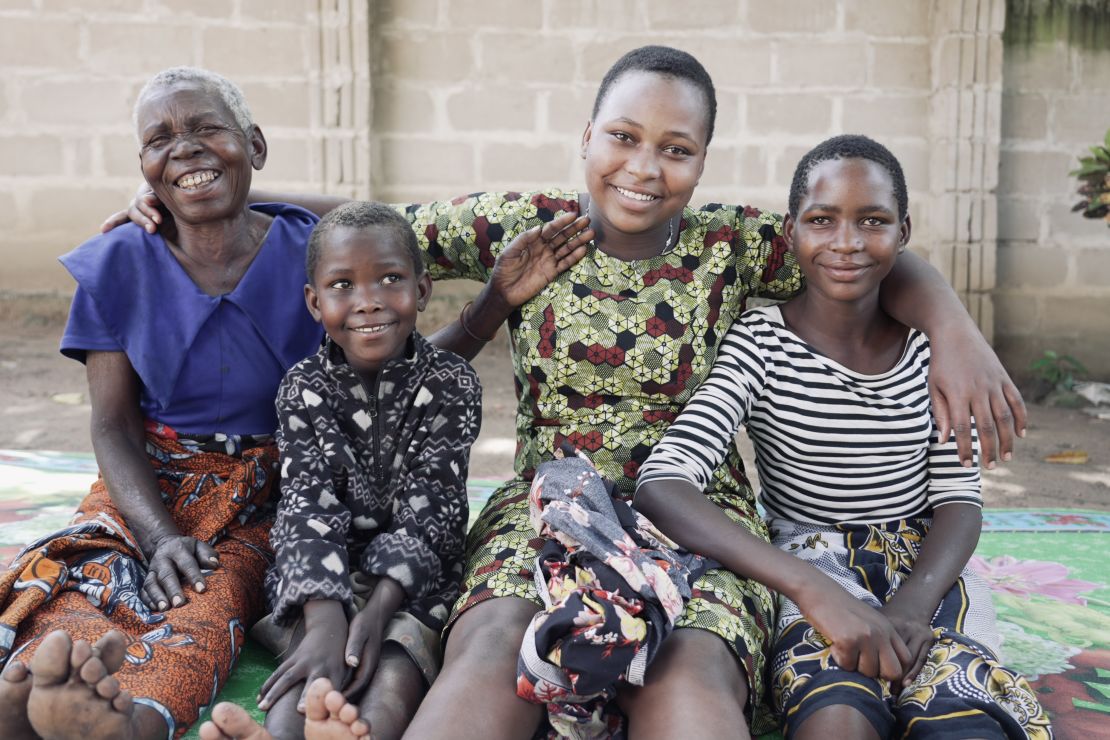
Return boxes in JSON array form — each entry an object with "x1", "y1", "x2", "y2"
[{"x1": 250, "y1": 201, "x2": 481, "y2": 740}]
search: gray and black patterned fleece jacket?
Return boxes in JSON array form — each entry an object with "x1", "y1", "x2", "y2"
[{"x1": 265, "y1": 330, "x2": 481, "y2": 633}]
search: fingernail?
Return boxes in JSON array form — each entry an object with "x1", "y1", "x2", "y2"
[
  {"x1": 987, "y1": 460, "x2": 996, "y2": 470},
  {"x1": 195, "y1": 582, "x2": 205, "y2": 592},
  {"x1": 1019, "y1": 428, "x2": 1027, "y2": 438},
  {"x1": 172, "y1": 596, "x2": 183, "y2": 606},
  {"x1": 962, "y1": 459, "x2": 972, "y2": 468},
  {"x1": 1003, "y1": 452, "x2": 1012, "y2": 461},
  {"x1": 347, "y1": 655, "x2": 359, "y2": 667},
  {"x1": 158, "y1": 601, "x2": 167, "y2": 610}
]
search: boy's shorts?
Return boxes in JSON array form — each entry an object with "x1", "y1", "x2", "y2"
[{"x1": 251, "y1": 571, "x2": 442, "y2": 686}]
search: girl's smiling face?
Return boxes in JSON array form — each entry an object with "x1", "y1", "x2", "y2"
[
  {"x1": 305, "y1": 225, "x2": 432, "y2": 379},
  {"x1": 581, "y1": 71, "x2": 708, "y2": 243},
  {"x1": 785, "y1": 157, "x2": 911, "y2": 305}
]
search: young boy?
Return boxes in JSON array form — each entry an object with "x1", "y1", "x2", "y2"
[
  {"x1": 635, "y1": 136, "x2": 1051, "y2": 739},
  {"x1": 240, "y1": 201, "x2": 480, "y2": 740}
]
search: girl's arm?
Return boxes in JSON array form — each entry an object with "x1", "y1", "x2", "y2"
[
  {"x1": 880, "y1": 502, "x2": 982, "y2": 681},
  {"x1": 880, "y1": 250, "x2": 1026, "y2": 469},
  {"x1": 86, "y1": 351, "x2": 218, "y2": 610},
  {"x1": 634, "y1": 480, "x2": 910, "y2": 682}
]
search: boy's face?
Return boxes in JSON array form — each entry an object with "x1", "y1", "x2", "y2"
[
  {"x1": 784, "y1": 157, "x2": 910, "y2": 304},
  {"x1": 305, "y1": 225, "x2": 431, "y2": 378}
]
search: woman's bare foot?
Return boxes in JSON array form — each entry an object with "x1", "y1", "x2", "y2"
[
  {"x1": 26, "y1": 630, "x2": 138, "y2": 740},
  {"x1": 198, "y1": 702, "x2": 272, "y2": 740},
  {"x1": 304, "y1": 678, "x2": 371, "y2": 740},
  {"x1": 0, "y1": 659, "x2": 35, "y2": 740}
]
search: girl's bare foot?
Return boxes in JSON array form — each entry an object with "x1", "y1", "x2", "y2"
[
  {"x1": 304, "y1": 678, "x2": 371, "y2": 740},
  {"x1": 0, "y1": 659, "x2": 35, "y2": 740},
  {"x1": 198, "y1": 702, "x2": 272, "y2": 740},
  {"x1": 26, "y1": 630, "x2": 138, "y2": 740}
]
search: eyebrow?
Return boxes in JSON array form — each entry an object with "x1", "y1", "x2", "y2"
[
  {"x1": 805, "y1": 203, "x2": 897, "y2": 215},
  {"x1": 610, "y1": 117, "x2": 698, "y2": 144}
]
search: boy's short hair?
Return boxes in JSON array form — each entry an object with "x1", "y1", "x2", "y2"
[
  {"x1": 592, "y1": 45, "x2": 717, "y2": 146},
  {"x1": 306, "y1": 202, "x2": 424, "y2": 283},
  {"x1": 788, "y1": 134, "x2": 909, "y2": 221}
]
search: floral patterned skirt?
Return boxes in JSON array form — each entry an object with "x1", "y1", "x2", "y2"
[
  {"x1": 768, "y1": 517, "x2": 1053, "y2": 739},
  {"x1": 449, "y1": 478, "x2": 779, "y2": 734}
]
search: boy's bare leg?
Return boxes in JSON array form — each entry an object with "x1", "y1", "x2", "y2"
[
  {"x1": 356, "y1": 644, "x2": 424, "y2": 740},
  {"x1": 264, "y1": 680, "x2": 307, "y2": 740},
  {"x1": 794, "y1": 704, "x2": 881, "y2": 740},
  {"x1": 402, "y1": 597, "x2": 542, "y2": 740},
  {"x1": 26, "y1": 629, "x2": 168, "y2": 740}
]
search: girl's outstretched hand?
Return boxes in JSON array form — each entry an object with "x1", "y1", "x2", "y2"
[
  {"x1": 100, "y1": 184, "x2": 162, "y2": 234},
  {"x1": 488, "y1": 211, "x2": 593, "y2": 309},
  {"x1": 928, "y1": 323, "x2": 1027, "y2": 469}
]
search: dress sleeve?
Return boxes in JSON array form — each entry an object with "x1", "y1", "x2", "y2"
[
  {"x1": 732, "y1": 206, "x2": 804, "y2": 301},
  {"x1": 59, "y1": 286, "x2": 123, "y2": 363},
  {"x1": 268, "y1": 369, "x2": 356, "y2": 623},
  {"x1": 360, "y1": 360, "x2": 482, "y2": 602},
  {"x1": 397, "y1": 190, "x2": 579, "y2": 282},
  {"x1": 637, "y1": 316, "x2": 767, "y2": 492},
  {"x1": 926, "y1": 418, "x2": 983, "y2": 510}
]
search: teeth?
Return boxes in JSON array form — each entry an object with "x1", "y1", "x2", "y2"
[
  {"x1": 615, "y1": 186, "x2": 656, "y2": 202},
  {"x1": 352, "y1": 325, "x2": 390, "y2": 334},
  {"x1": 176, "y1": 171, "x2": 218, "y2": 190}
]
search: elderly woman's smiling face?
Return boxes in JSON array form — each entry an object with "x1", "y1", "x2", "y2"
[{"x1": 135, "y1": 82, "x2": 266, "y2": 226}]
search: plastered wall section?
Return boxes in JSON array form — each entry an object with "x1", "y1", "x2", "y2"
[
  {"x1": 996, "y1": 38, "x2": 1110, "y2": 378},
  {"x1": 0, "y1": 0, "x2": 370, "y2": 292}
]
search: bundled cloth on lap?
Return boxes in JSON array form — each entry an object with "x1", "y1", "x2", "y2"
[{"x1": 516, "y1": 450, "x2": 715, "y2": 740}]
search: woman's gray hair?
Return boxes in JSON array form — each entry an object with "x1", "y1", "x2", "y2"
[{"x1": 134, "y1": 66, "x2": 254, "y2": 142}]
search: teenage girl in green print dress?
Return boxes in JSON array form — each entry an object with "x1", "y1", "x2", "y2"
[{"x1": 112, "y1": 46, "x2": 1026, "y2": 740}]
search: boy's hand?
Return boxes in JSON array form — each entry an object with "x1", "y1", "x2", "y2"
[
  {"x1": 488, "y1": 211, "x2": 593, "y2": 308},
  {"x1": 342, "y1": 576, "x2": 406, "y2": 699},
  {"x1": 141, "y1": 534, "x2": 220, "y2": 611},
  {"x1": 257, "y1": 600, "x2": 348, "y2": 712},
  {"x1": 795, "y1": 579, "x2": 911, "y2": 683},
  {"x1": 100, "y1": 183, "x2": 163, "y2": 234},
  {"x1": 879, "y1": 598, "x2": 936, "y2": 687}
]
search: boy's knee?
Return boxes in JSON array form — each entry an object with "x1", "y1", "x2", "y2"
[{"x1": 443, "y1": 599, "x2": 535, "y2": 668}]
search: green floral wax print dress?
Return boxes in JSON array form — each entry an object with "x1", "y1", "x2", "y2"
[{"x1": 402, "y1": 190, "x2": 801, "y2": 729}]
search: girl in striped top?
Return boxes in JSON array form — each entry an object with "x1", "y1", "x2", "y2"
[{"x1": 636, "y1": 136, "x2": 1049, "y2": 740}]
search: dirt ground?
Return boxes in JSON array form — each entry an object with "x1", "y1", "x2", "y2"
[{"x1": 2, "y1": 291, "x2": 1108, "y2": 511}]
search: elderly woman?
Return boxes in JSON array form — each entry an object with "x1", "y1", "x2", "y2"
[{"x1": 0, "y1": 68, "x2": 321, "y2": 739}]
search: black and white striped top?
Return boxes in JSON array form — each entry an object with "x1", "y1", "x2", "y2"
[{"x1": 637, "y1": 306, "x2": 980, "y2": 525}]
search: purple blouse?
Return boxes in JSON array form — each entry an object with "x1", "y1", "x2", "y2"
[{"x1": 59, "y1": 203, "x2": 323, "y2": 436}]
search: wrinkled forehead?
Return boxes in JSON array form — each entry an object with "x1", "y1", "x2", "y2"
[{"x1": 136, "y1": 81, "x2": 232, "y2": 127}]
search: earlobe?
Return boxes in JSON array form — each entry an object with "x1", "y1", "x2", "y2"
[
  {"x1": 249, "y1": 125, "x2": 268, "y2": 170},
  {"x1": 304, "y1": 284, "x2": 322, "y2": 322},
  {"x1": 580, "y1": 121, "x2": 593, "y2": 159},
  {"x1": 416, "y1": 273, "x2": 433, "y2": 311}
]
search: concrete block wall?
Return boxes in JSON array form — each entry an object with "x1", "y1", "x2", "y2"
[
  {"x1": 368, "y1": 0, "x2": 938, "y2": 258},
  {"x1": 0, "y1": 0, "x2": 368, "y2": 291},
  {"x1": 996, "y1": 36, "x2": 1110, "y2": 378}
]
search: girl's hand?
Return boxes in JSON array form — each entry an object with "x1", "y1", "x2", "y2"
[
  {"x1": 928, "y1": 323, "x2": 1026, "y2": 468},
  {"x1": 141, "y1": 534, "x2": 220, "y2": 611},
  {"x1": 879, "y1": 599, "x2": 936, "y2": 687},
  {"x1": 488, "y1": 212, "x2": 593, "y2": 309},
  {"x1": 257, "y1": 601, "x2": 348, "y2": 712},
  {"x1": 100, "y1": 183, "x2": 162, "y2": 234},
  {"x1": 795, "y1": 579, "x2": 912, "y2": 683}
]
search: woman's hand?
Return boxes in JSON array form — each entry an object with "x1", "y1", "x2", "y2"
[
  {"x1": 879, "y1": 599, "x2": 936, "y2": 686},
  {"x1": 928, "y1": 322, "x2": 1027, "y2": 469},
  {"x1": 100, "y1": 183, "x2": 162, "y2": 234},
  {"x1": 487, "y1": 211, "x2": 593, "y2": 309},
  {"x1": 141, "y1": 534, "x2": 220, "y2": 611},
  {"x1": 794, "y1": 578, "x2": 912, "y2": 683},
  {"x1": 257, "y1": 600, "x2": 348, "y2": 712}
]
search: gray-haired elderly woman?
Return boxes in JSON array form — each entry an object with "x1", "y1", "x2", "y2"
[{"x1": 0, "y1": 67, "x2": 322, "y2": 739}]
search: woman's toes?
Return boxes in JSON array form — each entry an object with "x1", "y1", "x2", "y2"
[
  {"x1": 91, "y1": 630, "x2": 128, "y2": 674},
  {"x1": 29, "y1": 631, "x2": 73, "y2": 687}
]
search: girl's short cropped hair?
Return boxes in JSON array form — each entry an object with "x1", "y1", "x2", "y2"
[
  {"x1": 306, "y1": 202, "x2": 424, "y2": 283},
  {"x1": 788, "y1": 134, "x2": 909, "y2": 221},
  {"x1": 592, "y1": 45, "x2": 717, "y2": 146},
  {"x1": 134, "y1": 67, "x2": 254, "y2": 141}
]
